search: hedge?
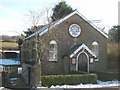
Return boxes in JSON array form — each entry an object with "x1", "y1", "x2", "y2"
[
  {"x1": 91, "y1": 71, "x2": 119, "y2": 81},
  {"x1": 9, "y1": 72, "x2": 21, "y2": 78},
  {"x1": 69, "y1": 71, "x2": 88, "y2": 74},
  {"x1": 41, "y1": 74, "x2": 97, "y2": 87}
]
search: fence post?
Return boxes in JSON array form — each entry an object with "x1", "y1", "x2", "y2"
[
  {"x1": 2, "y1": 71, "x2": 10, "y2": 88},
  {"x1": 0, "y1": 72, "x2": 2, "y2": 87},
  {"x1": 28, "y1": 67, "x2": 31, "y2": 85}
]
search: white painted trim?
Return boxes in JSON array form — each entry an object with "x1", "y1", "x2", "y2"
[
  {"x1": 76, "y1": 50, "x2": 89, "y2": 73},
  {"x1": 70, "y1": 44, "x2": 96, "y2": 58},
  {"x1": 2, "y1": 51, "x2": 20, "y2": 53},
  {"x1": 49, "y1": 40, "x2": 58, "y2": 61},
  {"x1": 92, "y1": 41, "x2": 99, "y2": 61},
  {"x1": 69, "y1": 24, "x2": 81, "y2": 37},
  {"x1": 50, "y1": 40, "x2": 57, "y2": 44},
  {"x1": 92, "y1": 41, "x2": 99, "y2": 45}
]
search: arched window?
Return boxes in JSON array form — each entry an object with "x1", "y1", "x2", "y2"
[
  {"x1": 49, "y1": 40, "x2": 57, "y2": 61},
  {"x1": 92, "y1": 41, "x2": 99, "y2": 61}
]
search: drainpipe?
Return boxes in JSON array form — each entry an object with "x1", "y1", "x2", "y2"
[{"x1": 88, "y1": 58, "x2": 90, "y2": 73}]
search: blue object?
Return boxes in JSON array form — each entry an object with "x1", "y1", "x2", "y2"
[{"x1": 0, "y1": 59, "x2": 20, "y2": 67}]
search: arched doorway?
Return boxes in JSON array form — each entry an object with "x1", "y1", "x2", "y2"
[{"x1": 78, "y1": 53, "x2": 88, "y2": 72}]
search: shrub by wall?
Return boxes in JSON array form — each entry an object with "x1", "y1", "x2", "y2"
[
  {"x1": 9, "y1": 72, "x2": 21, "y2": 78},
  {"x1": 41, "y1": 74, "x2": 97, "y2": 87},
  {"x1": 91, "y1": 71, "x2": 119, "y2": 81},
  {"x1": 69, "y1": 71, "x2": 88, "y2": 74},
  {"x1": 107, "y1": 43, "x2": 119, "y2": 70}
]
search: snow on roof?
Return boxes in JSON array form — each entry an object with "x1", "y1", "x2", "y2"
[
  {"x1": 25, "y1": 11, "x2": 108, "y2": 40},
  {"x1": 25, "y1": 21, "x2": 58, "y2": 40},
  {"x1": 2, "y1": 51, "x2": 20, "y2": 53},
  {"x1": 70, "y1": 44, "x2": 96, "y2": 58}
]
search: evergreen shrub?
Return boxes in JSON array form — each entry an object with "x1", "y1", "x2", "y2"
[
  {"x1": 91, "y1": 71, "x2": 119, "y2": 81},
  {"x1": 69, "y1": 71, "x2": 88, "y2": 74},
  {"x1": 41, "y1": 74, "x2": 97, "y2": 87}
]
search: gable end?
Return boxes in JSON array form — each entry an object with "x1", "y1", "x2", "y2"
[{"x1": 25, "y1": 11, "x2": 108, "y2": 40}]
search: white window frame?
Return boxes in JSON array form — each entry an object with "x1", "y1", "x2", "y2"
[
  {"x1": 49, "y1": 40, "x2": 57, "y2": 61},
  {"x1": 92, "y1": 41, "x2": 99, "y2": 61}
]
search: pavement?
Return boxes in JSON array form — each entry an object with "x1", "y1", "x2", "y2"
[{"x1": 0, "y1": 87, "x2": 119, "y2": 90}]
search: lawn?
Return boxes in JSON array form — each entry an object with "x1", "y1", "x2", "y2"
[
  {"x1": 0, "y1": 42, "x2": 19, "y2": 50},
  {"x1": 0, "y1": 42, "x2": 18, "y2": 47}
]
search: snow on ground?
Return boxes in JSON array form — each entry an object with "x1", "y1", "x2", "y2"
[
  {"x1": 0, "y1": 87, "x2": 9, "y2": 90},
  {"x1": 50, "y1": 80, "x2": 120, "y2": 88},
  {"x1": 0, "y1": 80, "x2": 119, "y2": 89},
  {"x1": 0, "y1": 87, "x2": 4, "y2": 89}
]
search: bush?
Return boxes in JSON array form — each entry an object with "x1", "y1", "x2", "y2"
[
  {"x1": 9, "y1": 72, "x2": 21, "y2": 78},
  {"x1": 107, "y1": 43, "x2": 119, "y2": 70},
  {"x1": 69, "y1": 71, "x2": 88, "y2": 74},
  {"x1": 91, "y1": 71, "x2": 119, "y2": 81},
  {"x1": 41, "y1": 74, "x2": 97, "y2": 87}
]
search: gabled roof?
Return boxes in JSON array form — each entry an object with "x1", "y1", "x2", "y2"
[
  {"x1": 25, "y1": 11, "x2": 108, "y2": 40},
  {"x1": 70, "y1": 44, "x2": 96, "y2": 58}
]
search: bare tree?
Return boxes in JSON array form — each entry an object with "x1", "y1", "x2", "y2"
[
  {"x1": 26, "y1": 9, "x2": 44, "y2": 27},
  {"x1": 24, "y1": 8, "x2": 53, "y2": 37},
  {"x1": 33, "y1": 7, "x2": 54, "y2": 87},
  {"x1": 21, "y1": 7, "x2": 54, "y2": 87}
]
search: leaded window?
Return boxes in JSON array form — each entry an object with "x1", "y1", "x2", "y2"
[
  {"x1": 92, "y1": 41, "x2": 99, "y2": 61},
  {"x1": 49, "y1": 40, "x2": 57, "y2": 61}
]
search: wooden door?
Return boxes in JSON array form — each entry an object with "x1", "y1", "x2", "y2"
[{"x1": 78, "y1": 53, "x2": 88, "y2": 72}]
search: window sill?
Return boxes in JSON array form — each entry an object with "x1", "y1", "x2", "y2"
[
  {"x1": 95, "y1": 59, "x2": 99, "y2": 62},
  {"x1": 49, "y1": 59, "x2": 57, "y2": 62}
]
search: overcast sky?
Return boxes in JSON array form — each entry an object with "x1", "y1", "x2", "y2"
[{"x1": 0, "y1": 0, "x2": 119, "y2": 36}]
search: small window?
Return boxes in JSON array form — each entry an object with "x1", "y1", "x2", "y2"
[
  {"x1": 49, "y1": 40, "x2": 57, "y2": 61},
  {"x1": 92, "y1": 41, "x2": 99, "y2": 61},
  {"x1": 18, "y1": 67, "x2": 22, "y2": 74}
]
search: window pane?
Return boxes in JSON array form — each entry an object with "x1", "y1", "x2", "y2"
[
  {"x1": 50, "y1": 44, "x2": 54, "y2": 51},
  {"x1": 49, "y1": 41, "x2": 57, "y2": 61},
  {"x1": 92, "y1": 41, "x2": 99, "y2": 61}
]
